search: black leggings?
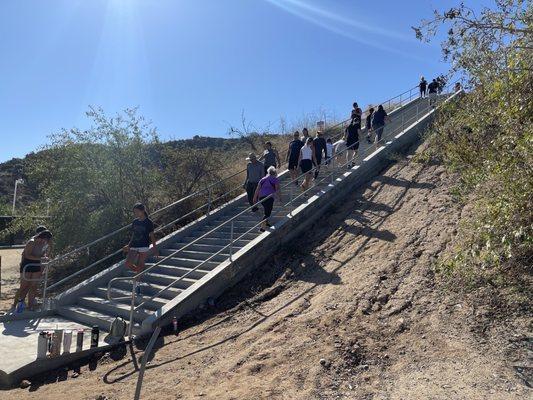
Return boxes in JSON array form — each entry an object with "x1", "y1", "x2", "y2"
[
  {"x1": 245, "y1": 181, "x2": 258, "y2": 207},
  {"x1": 259, "y1": 197, "x2": 274, "y2": 220}
]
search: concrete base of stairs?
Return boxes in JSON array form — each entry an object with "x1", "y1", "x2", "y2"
[{"x1": 0, "y1": 315, "x2": 113, "y2": 388}]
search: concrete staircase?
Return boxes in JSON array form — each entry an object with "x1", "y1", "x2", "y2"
[{"x1": 50, "y1": 93, "x2": 451, "y2": 336}]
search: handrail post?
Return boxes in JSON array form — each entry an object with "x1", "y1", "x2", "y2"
[
  {"x1": 229, "y1": 221, "x2": 234, "y2": 261},
  {"x1": 42, "y1": 262, "x2": 50, "y2": 309},
  {"x1": 207, "y1": 188, "x2": 212, "y2": 215},
  {"x1": 290, "y1": 182, "x2": 294, "y2": 202},
  {"x1": 128, "y1": 282, "x2": 136, "y2": 338}
]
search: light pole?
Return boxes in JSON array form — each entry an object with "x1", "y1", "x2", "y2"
[{"x1": 12, "y1": 178, "x2": 24, "y2": 216}]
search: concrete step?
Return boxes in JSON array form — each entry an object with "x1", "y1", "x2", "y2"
[
  {"x1": 192, "y1": 229, "x2": 260, "y2": 240},
  {"x1": 149, "y1": 255, "x2": 220, "y2": 270},
  {"x1": 168, "y1": 242, "x2": 232, "y2": 255},
  {"x1": 159, "y1": 248, "x2": 229, "y2": 263},
  {"x1": 123, "y1": 270, "x2": 198, "y2": 289},
  {"x1": 203, "y1": 224, "x2": 266, "y2": 235},
  {"x1": 182, "y1": 236, "x2": 252, "y2": 247},
  {"x1": 142, "y1": 262, "x2": 210, "y2": 279},
  {"x1": 93, "y1": 286, "x2": 168, "y2": 310},
  {"x1": 113, "y1": 279, "x2": 182, "y2": 300},
  {"x1": 78, "y1": 295, "x2": 151, "y2": 322},
  {"x1": 56, "y1": 304, "x2": 142, "y2": 334}
]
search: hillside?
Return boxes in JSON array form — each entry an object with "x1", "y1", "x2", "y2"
[
  {"x1": 4, "y1": 140, "x2": 530, "y2": 400},
  {"x1": 0, "y1": 134, "x2": 283, "y2": 212}
]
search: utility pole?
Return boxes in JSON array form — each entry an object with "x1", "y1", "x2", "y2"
[{"x1": 12, "y1": 178, "x2": 24, "y2": 215}]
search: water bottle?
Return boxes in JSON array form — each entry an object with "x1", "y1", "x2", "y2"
[
  {"x1": 37, "y1": 331, "x2": 48, "y2": 359},
  {"x1": 172, "y1": 317, "x2": 178, "y2": 335},
  {"x1": 63, "y1": 330, "x2": 72, "y2": 354},
  {"x1": 76, "y1": 329, "x2": 84, "y2": 352},
  {"x1": 16, "y1": 300, "x2": 25, "y2": 313},
  {"x1": 90, "y1": 326, "x2": 99, "y2": 348},
  {"x1": 50, "y1": 330, "x2": 62, "y2": 357}
]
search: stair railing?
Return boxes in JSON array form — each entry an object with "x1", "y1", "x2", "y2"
[
  {"x1": 108, "y1": 84, "x2": 460, "y2": 336},
  {"x1": 40, "y1": 83, "x2": 423, "y2": 306}
]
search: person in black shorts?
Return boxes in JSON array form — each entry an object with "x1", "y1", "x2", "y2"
[
  {"x1": 351, "y1": 102, "x2": 362, "y2": 127},
  {"x1": 344, "y1": 121, "x2": 359, "y2": 168},
  {"x1": 365, "y1": 107, "x2": 374, "y2": 143},
  {"x1": 123, "y1": 203, "x2": 158, "y2": 274},
  {"x1": 419, "y1": 76, "x2": 427, "y2": 98},
  {"x1": 299, "y1": 137, "x2": 317, "y2": 192},
  {"x1": 313, "y1": 131, "x2": 327, "y2": 179},
  {"x1": 286, "y1": 131, "x2": 303, "y2": 185},
  {"x1": 371, "y1": 104, "x2": 389, "y2": 145},
  {"x1": 14, "y1": 229, "x2": 53, "y2": 311}
]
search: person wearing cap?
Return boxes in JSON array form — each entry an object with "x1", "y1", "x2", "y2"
[
  {"x1": 244, "y1": 153, "x2": 264, "y2": 212},
  {"x1": 286, "y1": 131, "x2": 304, "y2": 185},
  {"x1": 13, "y1": 229, "x2": 53, "y2": 311}
]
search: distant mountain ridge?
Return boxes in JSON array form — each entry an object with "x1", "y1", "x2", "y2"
[{"x1": 0, "y1": 135, "x2": 255, "y2": 211}]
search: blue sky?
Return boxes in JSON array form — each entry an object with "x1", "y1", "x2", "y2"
[{"x1": 0, "y1": 0, "x2": 473, "y2": 161}]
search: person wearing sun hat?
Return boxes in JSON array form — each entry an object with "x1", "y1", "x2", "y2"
[{"x1": 244, "y1": 152, "x2": 264, "y2": 212}]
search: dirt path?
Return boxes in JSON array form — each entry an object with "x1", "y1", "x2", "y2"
[
  {"x1": 0, "y1": 249, "x2": 22, "y2": 312},
  {"x1": 3, "y1": 143, "x2": 530, "y2": 399}
]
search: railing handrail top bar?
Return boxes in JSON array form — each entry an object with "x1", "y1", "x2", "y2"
[
  {"x1": 48, "y1": 83, "x2": 423, "y2": 267},
  {"x1": 111, "y1": 87, "x2": 456, "y2": 304},
  {"x1": 109, "y1": 88, "x2": 452, "y2": 288},
  {"x1": 54, "y1": 81, "x2": 454, "y2": 295}
]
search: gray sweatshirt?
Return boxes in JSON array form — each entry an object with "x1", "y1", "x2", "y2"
[{"x1": 246, "y1": 161, "x2": 264, "y2": 184}]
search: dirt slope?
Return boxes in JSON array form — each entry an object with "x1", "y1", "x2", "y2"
[{"x1": 4, "y1": 142, "x2": 530, "y2": 399}]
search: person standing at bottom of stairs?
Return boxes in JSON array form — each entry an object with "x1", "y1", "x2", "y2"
[
  {"x1": 254, "y1": 166, "x2": 282, "y2": 232},
  {"x1": 244, "y1": 153, "x2": 264, "y2": 213},
  {"x1": 123, "y1": 203, "x2": 158, "y2": 295}
]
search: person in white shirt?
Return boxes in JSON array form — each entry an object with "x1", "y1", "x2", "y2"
[
  {"x1": 298, "y1": 138, "x2": 317, "y2": 192},
  {"x1": 325, "y1": 138, "x2": 334, "y2": 166}
]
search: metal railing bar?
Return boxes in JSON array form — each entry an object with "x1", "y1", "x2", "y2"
[
  {"x1": 46, "y1": 84, "x2": 428, "y2": 299},
  {"x1": 111, "y1": 88, "x2": 456, "y2": 309}
]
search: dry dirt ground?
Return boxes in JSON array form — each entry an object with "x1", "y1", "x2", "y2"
[
  {"x1": 2, "y1": 142, "x2": 531, "y2": 399},
  {"x1": 0, "y1": 248, "x2": 22, "y2": 312}
]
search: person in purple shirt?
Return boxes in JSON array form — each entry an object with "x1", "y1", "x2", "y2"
[{"x1": 253, "y1": 166, "x2": 282, "y2": 232}]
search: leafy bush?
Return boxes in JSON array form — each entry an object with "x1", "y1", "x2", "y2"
[{"x1": 416, "y1": 1, "x2": 532, "y2": 300}]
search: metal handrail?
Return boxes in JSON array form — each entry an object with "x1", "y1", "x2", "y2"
[
  {"x1": 108, "y1": 85, "x2": 458, "y2": 336},
  {"x1": 43, "y1": 83, "x2": 424, "y2": 300},
  {"x1": 106, "y1": 94, "x2": 425, "y2": 304}
]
